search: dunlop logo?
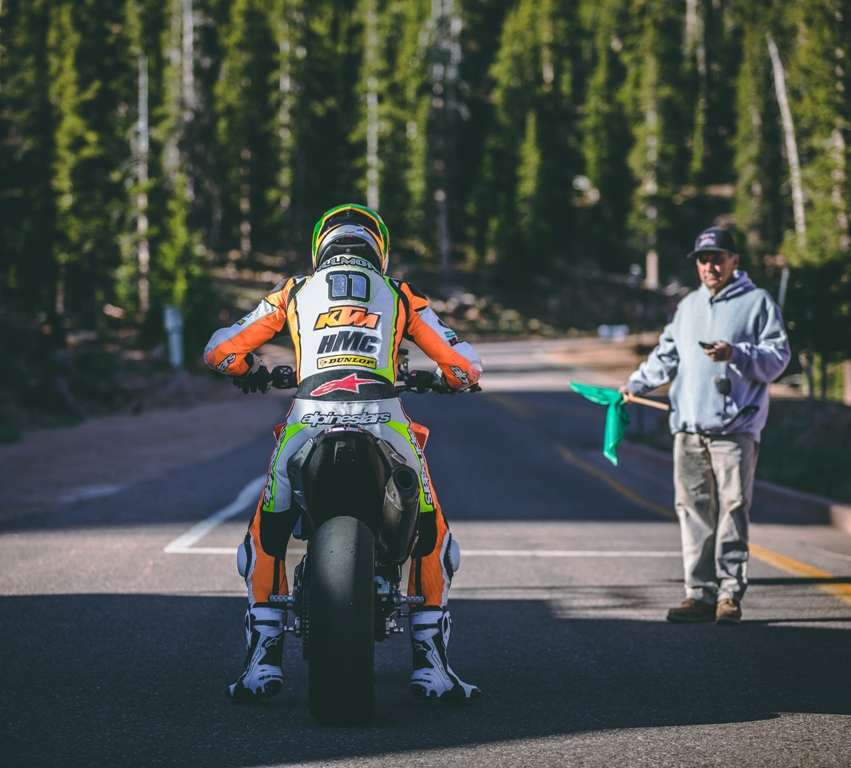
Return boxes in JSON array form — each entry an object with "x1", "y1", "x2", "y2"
[
  {"x1": 317, "y1": 354, "x2": 378, "y2": 369},
  {"x1": 314, "y1": 305, "x2": 381, "y2": 330}
]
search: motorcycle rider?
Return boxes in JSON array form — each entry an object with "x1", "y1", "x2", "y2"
[{"x1": 204, "y1": 204, "x2": 482, "y2": 703}]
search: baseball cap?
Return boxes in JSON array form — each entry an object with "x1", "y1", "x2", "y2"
[{"x1": 687, "y1": 226, "x2": 737, "y2": 258}]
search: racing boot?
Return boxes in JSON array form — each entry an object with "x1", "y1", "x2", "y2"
[
  {"x1": 409, "y1": 609, "x2": 480, "y2": 701},
  {"x1": 227, "y1": 606, "x2": 285, "y2": 701}
]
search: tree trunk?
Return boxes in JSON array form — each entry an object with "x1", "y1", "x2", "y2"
[
  {"x1": 767, "y1": 34, "x2": 805, "y2": 250},
  {"x1": 843, "y1": 360, "x2": 851, "y2": 407}
]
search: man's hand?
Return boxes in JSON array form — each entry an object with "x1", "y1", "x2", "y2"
[
  {"x1": 703, "y1": 341, "x2": 732, "y2": 362},
  {"x1": 232, "y1": 353, "x2": 273, "y2": 394}
]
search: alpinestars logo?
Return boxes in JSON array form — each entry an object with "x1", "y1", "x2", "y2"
[
  {"x1": 216, "y1": 353, "x2": 236, "y2": 372},
  {"x1": 450, "y1": 366, "x2": 470, "y2": 388},
  {"x1": 301, "y1": 411, "x2": 391, "y2": 427},
  {"x1": 310, "y1": 373, "x2": 376, "y2": 397},
  {"x1": 407, "y1": 427, "x2": 433, "y2": 506}
]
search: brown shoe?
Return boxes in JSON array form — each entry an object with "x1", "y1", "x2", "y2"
[
  {"x1": 666, "y1": 598, "x2": 716, "y2": 623},
  {"x1": 715, "y1": 598, "x2": 742, "y2": 624}
]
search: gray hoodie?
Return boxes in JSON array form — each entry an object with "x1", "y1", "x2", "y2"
[{"x1": 627, "y1": 271, "x2": 791, "y2": 440}]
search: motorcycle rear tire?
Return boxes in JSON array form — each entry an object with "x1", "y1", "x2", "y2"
[{"x1": 307, "y1": 516, "x2": 375, "y2": 725}]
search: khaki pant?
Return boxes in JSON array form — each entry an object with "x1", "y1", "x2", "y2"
[{"x1": 673, "y1": 432, "x2": 759, "y2": 604}]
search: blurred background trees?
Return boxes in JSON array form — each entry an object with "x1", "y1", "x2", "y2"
[{"x1": 0, "y1": 0, "x2": 849, "y2": 398}]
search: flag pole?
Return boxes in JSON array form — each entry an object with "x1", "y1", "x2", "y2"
[{"x1": 623, "y1": 393, "x2": 670, "y2": 411}]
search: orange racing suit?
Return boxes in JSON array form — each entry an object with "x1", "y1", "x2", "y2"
[{"x1": 204, "y1": 256, "x2": 483, "y2": 610}]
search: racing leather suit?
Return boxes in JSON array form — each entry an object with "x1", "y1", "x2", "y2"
[{"x1": 204, "y1": 256, "x2": 483, "y2": 610}]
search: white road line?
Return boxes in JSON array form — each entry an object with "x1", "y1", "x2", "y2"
[
  {"x1": 174, "y1": 547, "x2": 307, "y2": 555},
  {"x1": 164, "y1": 475, "x2": 266, "y2": 554},
  {"x1": 59, "y1": 484, "x2": 124, "y2": 504},
  {"x1": 171, "y1": 545, "x2": 680, "y2": 558},
  {"x1": 463, "y1": 550, "x2": 681, "y2": 557},
  {"x1": 164, "y1": 477, "x2": 683, "y2": 558}
]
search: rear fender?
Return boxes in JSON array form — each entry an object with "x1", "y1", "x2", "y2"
[
  {"x1": 409, "y1": 422, "x2": 429, "y2": 450},
  {"x1": 287, "y1": 427, "x2": 415, "y2": 538}
]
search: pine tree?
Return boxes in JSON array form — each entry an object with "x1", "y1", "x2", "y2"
[
  {"x1": 215, "y1": 0, "x2": 282, "y2": 256},
  {"x1": 391, "y1": 0, "x2": 433, "y2": 252},
  {"x1": 579, "y1": 0, "x2": 631, "y2": 270},
  {"x1": 47, "y1": 0, "x2": 135, "y2": 327},
  {"x1": 784, "y1": 0, "x2": 851, "y2": 363},
  {"x1": 266, "y1": 0, "x2": 304, "y2": 249},
  {"x1": 486, "y1": 0, "x2": 579, "y2": 277},
  {"x1": 621, "y1": 0, "x2": 689, "y2": 279},
  {"x1": 456, "y1": 0, "x2": 515, "y2": 266},
  {"x1": 685, "y1": 0, "x2": 738, "y2": 185},
  {"x1": 0, "y1": 0, "x2": 57, "y2": 315},
  {"x1": 732, "y1": 0, "x2": 785, "y2": 267},
  {"x1": 153, "y1": 0, "x2": 212, "y2": 342},
  {"x1": 286, "y1": 0, "x2": 361, "y2": 253},
  {"x1": 155, "y1": 170, "x2": 208, "y2": 339}
]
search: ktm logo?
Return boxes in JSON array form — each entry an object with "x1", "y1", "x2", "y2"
[{"x1": 314, "y1": 305, "x2": 380, "y2": 330}]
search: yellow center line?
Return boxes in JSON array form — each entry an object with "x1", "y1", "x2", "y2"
[
  {"x1": 748, "y1": 544, "x2": 851, "y2": 606},
  {"x1": 491, "y1": 392, "x2": 851, "y2": 607},
  {"x1": 554, "y1": 442, "x2": 851, "y2": 607},
  {"x1": 489, "y1": 395, "x2": 851, "y2": 605},
  {"x1": 486, "y1": 393, "x2": 604, "y2": 421},
  {"x1": 555, "y1": 443, "x2": 851, "y2": 605},
  {"x1": 555, "y1": 444, "x2": 676, "y2": 520},
  {"x1": 484, "y1": 393, "x2": 536, "y2": 420}
]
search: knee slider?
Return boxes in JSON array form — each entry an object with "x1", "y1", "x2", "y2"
[
  {"x1": 237, "y1": 531, "x2": 252, "y2": 578},
  {"x1": 237, "y1": 541, "x2": 249, "y2": 577},
  {"x1": 445, "y1": 534, "x2": 460, "y2": 575}
]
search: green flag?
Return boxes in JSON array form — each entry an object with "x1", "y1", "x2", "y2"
[{"x1": 568, "y1": 383, "x2": 630, "y2": 466}]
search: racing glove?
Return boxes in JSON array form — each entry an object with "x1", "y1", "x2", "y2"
[
  {"x1": 406, "y1": 370, "x2": 445, "y2": 394},
  {"x1": 232, "y1": 353, "x2": 273, "y2": 394},
  {"x1": 435, "y1": 368, "x2": 481, "y2": 394}
]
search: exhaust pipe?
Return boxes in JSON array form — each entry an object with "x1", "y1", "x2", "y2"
[{"x1": 378, "y1": 465, "x2": 420, "y2": 564}]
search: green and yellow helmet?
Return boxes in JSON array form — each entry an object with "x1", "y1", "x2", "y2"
[{"x1": 311, "y1": 204, "x2": 390, "y2": 274}]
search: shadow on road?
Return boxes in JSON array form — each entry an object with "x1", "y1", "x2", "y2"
[{"x1": 2, "y1": 594, "x2": 849, "y2": 766}]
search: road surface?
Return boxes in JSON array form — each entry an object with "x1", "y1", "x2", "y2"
[{"x1": 1, "y1": 342, "x2": 849, "y2": 767}]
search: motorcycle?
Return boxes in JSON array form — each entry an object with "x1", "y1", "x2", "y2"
[{"x1": 262, "y1": 350, "x2": 479, "y2": 725}]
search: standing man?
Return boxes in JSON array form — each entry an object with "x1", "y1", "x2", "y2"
[{"x1": 621, "y1": 227, "x2": 790, "y2": 624}]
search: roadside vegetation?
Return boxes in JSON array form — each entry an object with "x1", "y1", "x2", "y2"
[{"x1": 1, "y1": 0, "x2": 850, "y2": 449}]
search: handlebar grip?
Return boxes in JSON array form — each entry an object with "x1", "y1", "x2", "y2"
[
  {"x1": 270, "y1": 365, "x2": 297, "y2": 390},
  {"x1": 397, "y1": 370, "x2": 482, "y2": 394},
  {"x1": 405, "y1": 370, "x2": 439, "y2": 394}
]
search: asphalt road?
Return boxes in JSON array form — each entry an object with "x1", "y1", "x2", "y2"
[{"x1": 2, "y1": 376, "x2": 850, "y2": 767}]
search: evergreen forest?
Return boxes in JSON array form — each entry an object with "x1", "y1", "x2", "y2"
[{"x1": 1, "y1": 0, "x2": 850, "y2": 390}]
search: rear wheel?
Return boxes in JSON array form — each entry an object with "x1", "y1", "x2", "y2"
[{"x1": 307, "y1": 516, "x2": 375, "y2": 725}]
